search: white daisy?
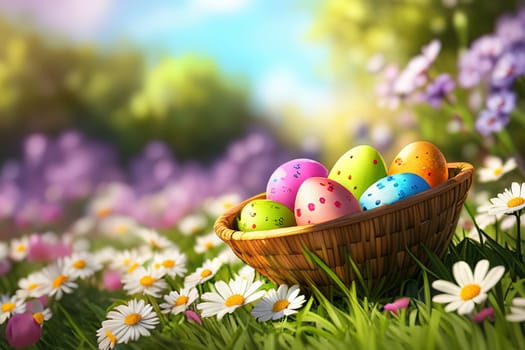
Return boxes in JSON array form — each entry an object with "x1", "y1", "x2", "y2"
[
  {"x1": 184, "y1": 258, "x2": 222, "y2": 288},
  {"x1": 177, "y1": 213, "x2": 207, "y2": 236},
  {"x1": 110, "y1": 249, "x2": 147, "y2": 274},
  {"x1": 97, "y1": 326, "x2": 118, "y2": 350},
  {"x1": 16, "y1": 271, "x2": 47, "y2": 300},
  {"x1": 152, "y1": 250, "x2": 187, "y2": 278},
  {"x1": 0, "y1": 294, "x2": 26, "y2": 324},
  {"x1": 64, "y1": 251, "x2": 102, "y2": 280},
  {"x1": 160, "y1": 286, "x2": 199, "y2": 315},
  {"x1": 27, "y1": 299, "x2": 52, "y2": 326},
  {"x1": 506, "y1": 297, "x2": 525, "y2": 322},
  {"x1": 69, "y1": 216, "x2": 96, "y2": 236},
  {"x1": 197, "y1": 277, "x2": 265, "y2": 320},
  {"x1": 101, "y1": 299, "x2": 159, "y2": 344},
  {"x1": 485, "y1": 182, "x2": 525, "y2": 215},
  {"x1": 93, "y1": 247, "x2": 119, "y2": 266},
  {"x1": 98, "y1": 215, "x2": 140, "y2": 237},
  {"x1": 478, "y1": 156, "x2": 517, "y2": 183},
  {"x1": 9, "y1": 236, "x2": 29, "y2": 261},
  {"x1": 138, "y1": 228, "x2": 176, "y2": 251},
  {"x1": 202, "y1": 193, "x2": 241, "y2": 217},
  {"x1": 35, "y1": 260, "x2": 78, "y2": 300},
  {"x1": 122, "y1": 266, "x2": 167, "y2": 297},
  {"x1": 194, "y1": 232, "x2": 223, "y2": 254},
  {"x1": 251, "y1": 284, "x2": 306, "y2": 322},
  {"x1": 236, "y1": 265, "x2": 256, "y2": 282},
  {"x1": 217, "y1": 247, "x2": 242, "y2": 264},
  {"x1": 432, "y1": 259, "x2": 505, "y2": 315}
]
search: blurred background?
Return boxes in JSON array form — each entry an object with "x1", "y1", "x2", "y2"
[{"x1": 0, "y1": 0, "x2": 523, "y2": 235}]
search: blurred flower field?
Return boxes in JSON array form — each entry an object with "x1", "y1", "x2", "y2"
[{"x1": 1, "y1": 1, "x2": 525, "y2": 349}]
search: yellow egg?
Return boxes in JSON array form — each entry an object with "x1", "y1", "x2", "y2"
[{"x1": 388, "y1": 141, "x2": 448, "y2": 188}]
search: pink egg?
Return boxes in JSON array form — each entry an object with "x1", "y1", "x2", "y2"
[
  {"x1": 266, "y1": 159, "x2": 328, "y2": 211},
  {"x1": 294, "y1": 177, "x2": 361, "y2": 225}
]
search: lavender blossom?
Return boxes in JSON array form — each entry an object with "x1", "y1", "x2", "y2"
[
  {"x1": 486, "y1": 90, "x2": 516, "y2": 114},
  {"x1": 424, "y1": 74, "x2": 455, "y2": 108},
  {"x1": 475, "y1": 109, "x2": 510, "y2": 136}
]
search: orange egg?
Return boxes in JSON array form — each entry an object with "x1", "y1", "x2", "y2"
[{"x1": 388, "y1": 141, "x2": 448, "y2": 188}]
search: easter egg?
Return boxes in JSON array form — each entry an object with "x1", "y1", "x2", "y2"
[
  {"x1": 237, "y1": 199, "x2": 296, "y2": 232},
  {"x1": 266, "y1": 158, "x2": 328, "y2": 211},
  {"x1": 388, "y1": 141, "x2": 448, "y2": 188},
  {"x1": 294, "y1": 177, "x2": 361, "y2": 225},
  {"x1": 359, "y1": 173, "x2": 430, "y2": 211},
  {"x1": 328, "y1": 145, "x2": 388, "y2": 199}
]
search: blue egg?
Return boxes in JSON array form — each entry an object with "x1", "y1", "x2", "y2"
[{"x1": 359, "y1": 173, "x2": 430, "y2": 211}]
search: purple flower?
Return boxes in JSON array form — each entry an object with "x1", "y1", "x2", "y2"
[
  {"x1": 5, "y1": 313, "x2": 42, "y2": 349},
  {"x1": 424, "y1": 74, "x2": 455, "y2": 108},
  {"x1": 486, "y1": 90, "x2": 516, "y2": 114},
  {"x1": 384, "y1": 297, "x2": 410, "y2": 314},
  {"x1": 475, "y1": 109, "x2": 510, "y2": 136},
  {"x1": 471, "y1": 307, "x2": 495, "y2": 323},
  {"x1": 491, "y1": 52, "x2": 525, "y2": 87}
]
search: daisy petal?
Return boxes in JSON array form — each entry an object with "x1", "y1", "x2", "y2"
[
  {"x1": 453, "y1": 261, "x2": 473, "y2": 285},
  {"x1": 480, "y1": 266, "x2": 505, "y2": 292},
  {"x1": 432, "y1": 280, "x2": 461, "y2": 295},
  {"x1": 473, "y1": 259, "x2": 489, "y2": 283}
]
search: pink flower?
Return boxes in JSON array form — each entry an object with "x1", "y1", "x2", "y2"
[
  {"x1": 102, "y1": 269, "x2": 122, "y2": 291},
  {"x1": 27, "y1": 233, "x2": 71, "y2": 262},
  {"x1": 5, "y1": 313, "x2": 42, "y2": 348},
  {"x1": 0, "y1": 258, "x2": 11, "y2": 276},
  {"x1": 384, "y1": 298, "x2": 410, "y2": 314},
  {"x1": 185, "y1": 310, "x2": 202, "y2": 325},
  {"x1": 471, "y1": 307, "x2": 495, "y2": 323}
]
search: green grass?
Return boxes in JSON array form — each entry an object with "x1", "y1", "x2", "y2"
[{"x1": 1, "y1": 208, "x2": 525, "y2": 350}]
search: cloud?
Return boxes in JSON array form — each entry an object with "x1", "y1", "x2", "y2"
[
  {"x1": 254, "y1": 67, "x2": 335, "y2": 118},
  {"x1": 128, "y1": 0, "x2": 252, "y2": 39}
]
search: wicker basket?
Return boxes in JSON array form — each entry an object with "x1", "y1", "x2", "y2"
[{"x1": 214, "y1": 162, "x2": 474, "y2": 290}]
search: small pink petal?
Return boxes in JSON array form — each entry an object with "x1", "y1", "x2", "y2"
[
  {"x1": 384, "y1": 298, "x2": 410, "y2": 314},
  {"x1": 471, "y1": 307, "x2": 494, "y2": 323},
  {"x1": 185, "y1": 310, "x2": 202, "y2": 325}
]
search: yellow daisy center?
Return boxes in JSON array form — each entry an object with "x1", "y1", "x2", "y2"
[
  {"x1": 73, "y1": 259, "x2": 86, "y2": 269},
  {"x1": 200, "y1": 269, "x2": 212, "y2": 278},
  {"x1": 123, "y1": 258, "x2": 130, "y2": 266},
  {"x1": 16, "y1": 244, "x2": 26, "y2": 253},
  {"x1": 124, "y1": 313, "x2": 142, "y2": 326},
  {"x1": 493, "y1": 167, "x2": 503, "y2": 176},
  {"x1": 106, "y1": 330, "x2": 117, "y2": 344},
  {"x1": 507, "y1": 197, "x2": 525, "y2": 208},
  {"x1": 140, "y1": 275, "x2": 156, "y2": 287},
  {"x1": 27, "y1": 283, "x2": 39, "y2": 290},
  {"x1": 150, "y1": 239, "x2": 160, "y2": 248},
  {"x1": 33, "y1": 312, "x2": 44, "y2": 325},
  {"x1": 127, "y1": 262, "x2": 139, "y2": 273},
  {"x1": 224, "y1": 202, "x2": 233, "y2": 209},
  {"x1": 116, "y1": 224, "x2": 128, "y2": 234},
  {"x1": 205, "y1": 241, "x2": 214, "y2": 249},
  {"x1": 225, "y1": 294, "x2": 245, "y2": 307},
  {"x1": 52, "y1": 275, "x2": 68, "y2": 289},
  {"x1": 97, "y1": 208, "x2": 112, "y2": 218},
  {"x1": 162, "y1": 259, "x2": 175, "y2": 268},
  {"x1": 2, "y1": 302, "x2": 15, "y2": 313},
  {"x1": 459, "y1": 283, "x2": 481, "y2": 301},
  {"x1": 175, "y1": 295, "x2": 189, "y2": 306},
  {"x1": 272, "y1": 299, "x2": 290, "y2": 313}
]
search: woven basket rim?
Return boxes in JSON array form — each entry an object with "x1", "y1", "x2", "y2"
[{"x1": 215, "y1": 162, "x2": 473, "y2": 241}]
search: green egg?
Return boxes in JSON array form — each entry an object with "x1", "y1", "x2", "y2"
[
  {"x1": 237, "y1": 199, "x2": 296, "y2": 232},
  {"x1": 328, "y1": 145, "x2": 388, "y2": 199}
]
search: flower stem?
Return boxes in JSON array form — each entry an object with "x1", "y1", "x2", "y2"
[
  {"x1": 516, "y1": 211, "x2": 522, "y2": 263},
  {"x1": 57, "y1": 303, "x2": 97, "y2": 350}
]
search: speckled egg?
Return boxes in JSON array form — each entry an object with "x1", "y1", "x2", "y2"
[
  {"x1": 388, "y1": 141, "x2": 448, "y2": 188},
  {"x1": 294, "y1": 177, "x2": 361, "y2": 225},
  {"x1": 359, "y1": 173, "x2": 430, "y2": 211},
  {"x1": 266, "y1": 158, "x2": 328, "y2": 211},
  {"x1": 237, "y1": 199, "x2": 296, "y2": 232},
  {"x1": 328, "y1": 145, "x2": 388, "y2": 199}
]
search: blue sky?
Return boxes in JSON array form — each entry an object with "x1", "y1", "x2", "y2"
[{"x1": 0, "y1": 0, "x2": 334, "y2": 116}]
